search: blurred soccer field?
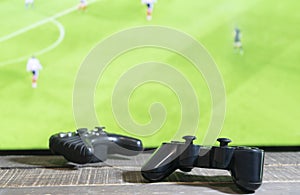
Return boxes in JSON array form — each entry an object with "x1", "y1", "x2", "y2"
[{"x1": 0, "y1": 0, "x2": 299, "y2": 149}]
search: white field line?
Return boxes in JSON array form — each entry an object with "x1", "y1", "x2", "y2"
[
  {"x1": 36, "y1": 20, "x2": 65, "y2": 55},
  {"x1": 0, "y1": 19, "x2": 64, "y2": 67},
  {"x1": 0, "y1": 0, "x2": 99, "y2": 66},
  {"x1": 0, "y1": 7, "x2": 72, "y2": 43},
  {"x1": 0, "y1": 0, "x2": 98, "y2": 43}
]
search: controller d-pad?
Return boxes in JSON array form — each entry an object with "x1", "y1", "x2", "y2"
[
  {"x1": 58, "y1": 132, "x2": 73, "y2": 138},
  {"x1": 58, "y1": 133, "x2": 67, "y2": 138}
]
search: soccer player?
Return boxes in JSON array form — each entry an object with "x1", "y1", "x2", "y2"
[
  {"x1": 25, "y1": 0, "x2": 34, "y2": 9},
  {"x1": 233, "y1": 27, "x2": 243, "y2": 54},
  {"x1": 141, "y1": 0, "x2": 157, "y2": 21},
  {"x1": 78, "y1": 0, "x2": 88, "y2": 11},
  {"x1": 26, "y1": 56, "x2": 42, "y2": 88}
]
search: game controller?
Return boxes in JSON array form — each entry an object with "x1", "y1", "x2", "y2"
[
  {"x1": 49, "y1": 127, "x2": 143, "y2": 164},
  {"x1": 141, "y1": 136, "x2": 264, "y2": 192}
]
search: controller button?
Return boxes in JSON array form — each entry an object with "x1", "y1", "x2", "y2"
[
  {"x1": 217, "y1": 138, "x2": 232, "y2": 147},
  {"x1": 91, "y1": 130, "x2": 99, "y2": 135},
  {"x1": 76, "y1": 128, "x2": 88, "y2": 134},
  {"x1": 95, "y1": 127, "x2": 105, "y2": 132}
]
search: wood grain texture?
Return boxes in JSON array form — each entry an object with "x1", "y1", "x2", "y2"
[{"x1": 0, "y1": 152, "x2": 299, "y2": 194}]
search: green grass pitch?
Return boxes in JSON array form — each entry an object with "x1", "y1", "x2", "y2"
[{"x1": 0, "y1": 0, "x2": 299, "y2": 149}]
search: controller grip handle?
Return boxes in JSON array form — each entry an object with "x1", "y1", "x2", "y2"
[
  {"x1": 49, "y1": 135, "x2": 101, "y2": 164},
  {"x1": 141, "y1": 143, "x2": 179, "y2": 181},
  {"x1": 106, "y1": 134, "x2": 143, "y2": 156},
  {"x1": 230, "y1": 148, "x2": 264, "y2": 192}
]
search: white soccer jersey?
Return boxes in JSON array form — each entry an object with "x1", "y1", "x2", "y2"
[
  {"x1": 26, "y1": 57, "x2": 42, "y2": 72},
  {"x1": 25, "y1": 0, "x2": 34, "y2": 4},
  {"x1": 141, "y1": 0, "x2": 156, "y2": 4}
]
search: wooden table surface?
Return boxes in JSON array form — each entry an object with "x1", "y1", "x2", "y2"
[{"x1": 0, "y1": 151, "x2": 299, "y2": 194}]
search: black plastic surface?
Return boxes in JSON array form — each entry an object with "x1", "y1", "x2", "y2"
[
  {"x1": 141, "y1": 136, "x2": 264, "y2": 192},
  {"x1": 49, "y1": 127, "x2": 143, "y2": 164}
]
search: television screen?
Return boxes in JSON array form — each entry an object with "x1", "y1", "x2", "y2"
[{"x1": 0, "y1": 0, "x2": 299, "y2": 149}]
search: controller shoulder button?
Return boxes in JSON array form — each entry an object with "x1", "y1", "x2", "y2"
[
  {"x1": 217, "y1": 138, "x2": 232, "y2": 147},
  {"x1": 182, "y1": 136, "x2": 196, "y2": 144}
]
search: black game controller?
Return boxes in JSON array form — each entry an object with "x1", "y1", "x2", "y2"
[
  {"x1": 49, "y1": 127, "x2": 143, "y2": 164},
  {"x1": 141, "y1": 136, "x2": 264, "y2": 192}
]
